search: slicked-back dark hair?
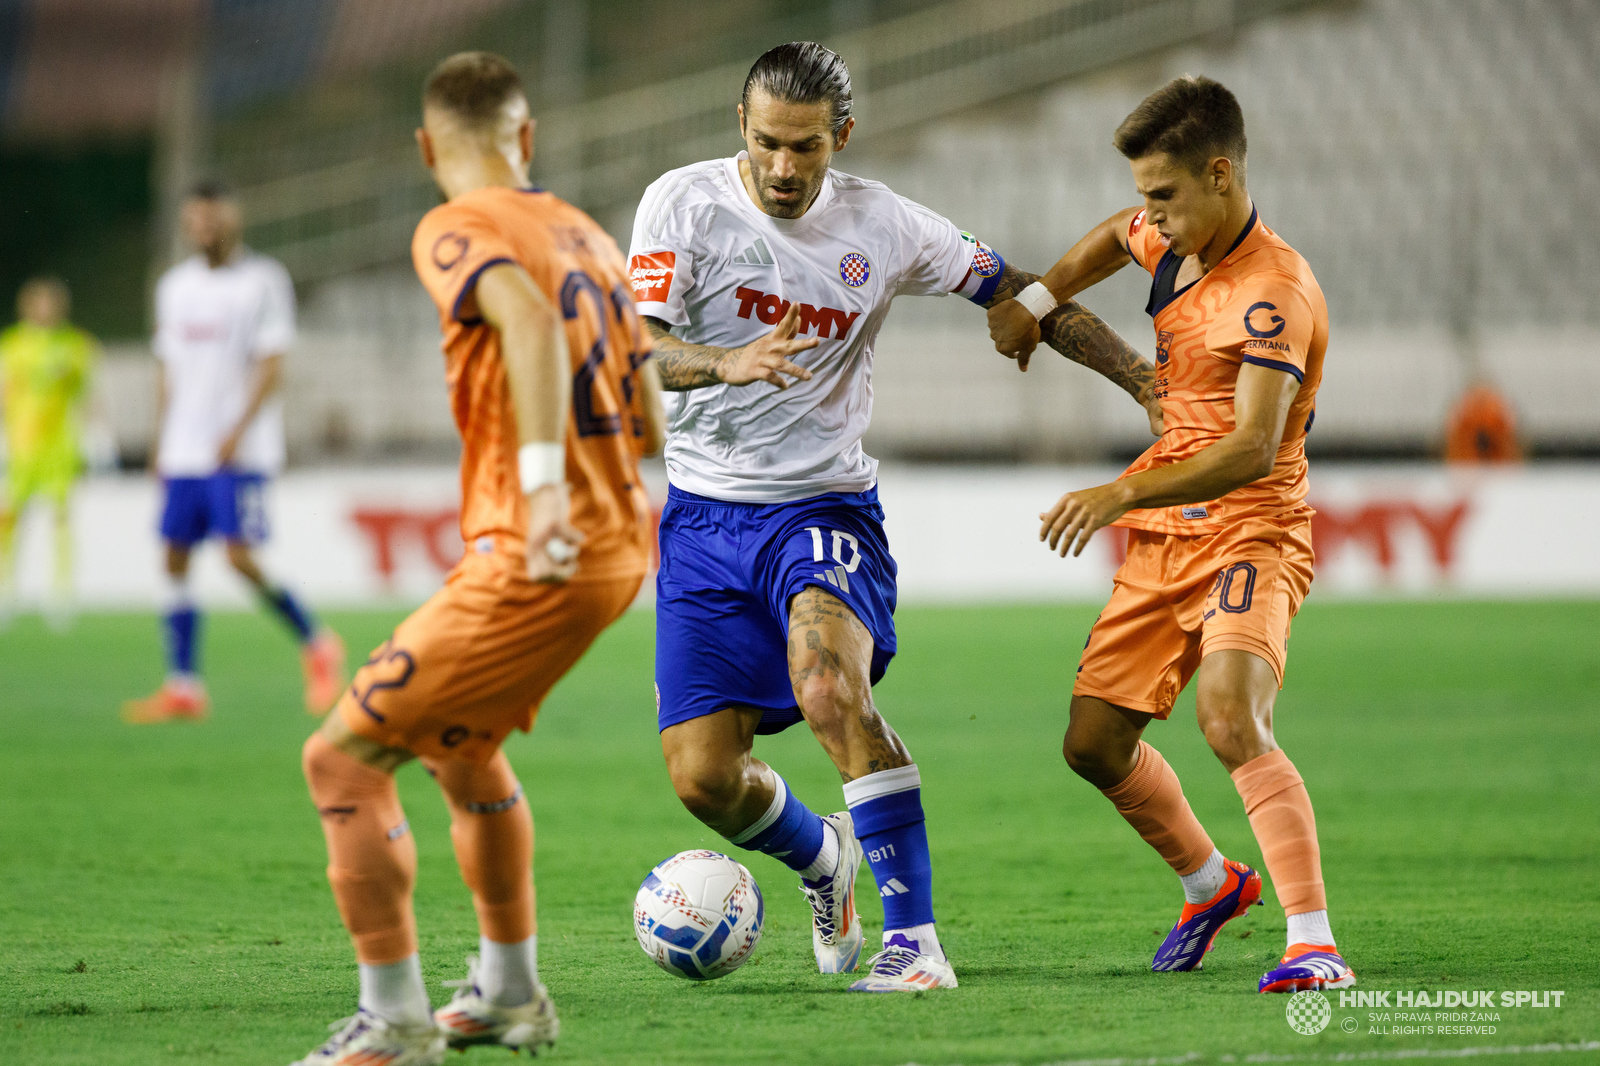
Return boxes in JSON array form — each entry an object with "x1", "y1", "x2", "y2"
[
  {"x1": 423, "y1": 51, "x2": 525, "y2": 127},
  {"x1": 1114, "y1": 75, "x2": 1247, "y2": 179},
  {"x1": 742, "y1": 42, "x2": 853, "y2": 134}
]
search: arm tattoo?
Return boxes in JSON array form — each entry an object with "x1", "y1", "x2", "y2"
[
  {"x1": 1039, "y1": 300, "x2": 1157, "y2": 406},
  {"x1": 645, "y1": 317, "x2": 729, "y2": 391},
  {"x1": 980, "y1": 263, "x2": 1041, "y2": 308},
  {"x1": 980, "y1": 263, "x2": 1157, "y2": 405}
]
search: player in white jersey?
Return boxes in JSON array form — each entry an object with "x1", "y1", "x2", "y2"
[
  {"x1": 630, "y1": 43, "x2": 1162, "y2": 992},
  {"x1": 123, "y1": 181, "x2": 345, "y2": 725}
]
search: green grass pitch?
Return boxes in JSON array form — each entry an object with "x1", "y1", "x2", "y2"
[{"x1": 1, "y1": 600, "x2": 1597, "y2": 1065}]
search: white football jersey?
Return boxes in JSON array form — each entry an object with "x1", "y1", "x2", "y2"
[
  {"x1": 628, "y1": 153, "x2": 1006, "y2": 502},
  {"x1": 153, "y1": 251, "x2": 295, "y2": 476}
]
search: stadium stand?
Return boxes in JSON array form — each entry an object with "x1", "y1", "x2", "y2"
[{"x1": 68, "y1": 0, "x2": 1598, "y2": 464}]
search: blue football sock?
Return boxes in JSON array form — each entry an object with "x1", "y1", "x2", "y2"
[
  {"x1": 261, "y1": 584, "x2": 316, "y2": 642},
  {"x1": 164, "y1": 605, "x2": 200, "y2": 675},
  {"x1": 728, "y1": 773, "x2": 826, "y2": 875},
  {"x1": 844, "y1": 765, "x2": 937, "y2": 932}
]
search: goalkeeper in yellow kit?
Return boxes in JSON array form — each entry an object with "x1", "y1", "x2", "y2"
[{"x1": 0, "y1": 277, "x2": 99, "y2": 626}]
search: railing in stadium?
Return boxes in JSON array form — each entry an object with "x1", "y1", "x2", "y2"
[{"x1": 232, "y1": 0, "x2": 1313, "y2": 284}]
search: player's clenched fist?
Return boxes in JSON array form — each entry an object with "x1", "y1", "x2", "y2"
[
  {"x1": 988, "y1": 298, "x2": 1042, "y2": 371},
  {"x1": 722, "y1": 302, "x2": 819, "y2": 388},
  {"x1": 1040, "y1": 480, "x2": 1135, "y2": 558},
  {"x1": 525, "y1": 482, "x2": 586, "y2": 583}
]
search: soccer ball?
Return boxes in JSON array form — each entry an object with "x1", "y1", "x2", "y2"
[{"x1": 634, "y1": 850, "x2": 764, "y2": 980}]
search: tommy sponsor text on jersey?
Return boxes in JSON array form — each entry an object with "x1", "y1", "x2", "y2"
[{"x1": 628, "y1": 152, "x2": 1004, "y2": 503}]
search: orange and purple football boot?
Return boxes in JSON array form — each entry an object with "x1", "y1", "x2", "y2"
[
  {"x1": 1151, "y1": 858, "x2": 1263, "y2": 972},
  {"x1": 1258, "y1": 943, "x2": 1356, "y2": 993},
  {"x1": 120, "y1": 676, "x2": 210, "y2": 724}
]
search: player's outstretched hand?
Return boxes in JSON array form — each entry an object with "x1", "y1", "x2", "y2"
[
  {"x1": 988, "y1": 298, "x2": 1042, "y2": 372},
  {"x1": 525, "y1": 483, "x2": 585, "y2": 584},
  {"x1": 1040, "y1": 481, "x2": 1135, "y2": 558},
  {"x1": 722, "y1": 303, "x2": 818, "y2": 389},
  {"x1": 1146, "y1": 399, "x2": 1165, "y2": 438}
]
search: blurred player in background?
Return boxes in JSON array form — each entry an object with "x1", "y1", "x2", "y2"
[
  {"x1": 989, "y1": 75, "x2": 1354, "y2": 994},
  {"x1": 631, "y1": 42, "x2": 1158, "y2": 993},
  {"x1": 122, "y1": 182, "x2": 345, "y2": 724},
  {"x1": 291, "y1": 53, "x2": 662, "y2": 1066},
  {"x1": 0, "y1": 276, "x2": 98, "y2": 628}
]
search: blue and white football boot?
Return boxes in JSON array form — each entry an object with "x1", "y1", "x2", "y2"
[
  {"x1": 800, "y1": 811, "x2": 865, "y2": 973},
  {"x1": 1151, "y1": 858, "x2": 1264, "y2": 972}
]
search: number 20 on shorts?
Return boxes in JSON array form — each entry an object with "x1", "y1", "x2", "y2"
[{"x1": 1204, "y1": 561, "x2": 1258, "y2": 620}]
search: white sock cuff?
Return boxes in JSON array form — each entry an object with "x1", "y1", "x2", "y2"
[
  {"x1": 358, "y1": 953, "x2": 430, "y2": 1026},
  {"x1": 1286, "y1": 909, "x2": 1335, "y2": 948},
  {"x1": 1178, "y1": 847, "x2": 1226, "y2": 904},
  {"x1": 729, "y1": 770, "x2": 787, "y2": 845},
  {"x1": 478, "y1": 934, "x2": 538, "y2": 1005},
  {"x1": 162, "y1": 572, "x2": 193, "y2": 612},
  {"x1": 841, "y1": 764, "x2": 921, "y2": 808}
]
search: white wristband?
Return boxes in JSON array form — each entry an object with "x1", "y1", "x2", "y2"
[
  {"x1": 1014, "y1": 281, "x2": 1059, "y2": 320},
  {"x1": 518, "y1": 441, "x2": 566, "y2": 494}
]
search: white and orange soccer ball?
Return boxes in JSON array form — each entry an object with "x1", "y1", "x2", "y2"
[{"x1": 634, "y1": 850, "x2": 764, "y2": 981}]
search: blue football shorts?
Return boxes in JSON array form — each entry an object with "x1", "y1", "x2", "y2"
[
  {"x1": 159, "y1": 470, "x2": 269, "y2": 547},
  {"x1": 655, "y1": 484, "x2": 898, "y2": 735}
]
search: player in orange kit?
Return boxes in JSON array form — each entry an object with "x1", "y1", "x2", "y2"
[
  {"x1": 988, "y1": 75, "x2": 1353, "y2": 994},
  {"x1": 290, "y1": 52, "x2": 662, "y2": 1066}
]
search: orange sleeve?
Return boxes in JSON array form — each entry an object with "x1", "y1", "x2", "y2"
[
  {"x1": 1125, "y1": 209, "x2": 1167, "y2": 276},
  {"x1": 411, "y1": 202, "x2": 521, "y2": 325},
  {"x1": 1206, "y1": 274, "x2": 1316, "y2": 382}
]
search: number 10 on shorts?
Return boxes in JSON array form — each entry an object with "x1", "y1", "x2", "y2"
[{"x1": 806, "y1": 526, "x2": 862, "y2": 595}]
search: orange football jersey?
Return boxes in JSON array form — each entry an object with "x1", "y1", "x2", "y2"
[
  {"x1": 411, "y1": 186, "x2": 653, "y2": 578},
  {"x1": 1115, "y1": 207, "x2": 1328, "y2": 535}
]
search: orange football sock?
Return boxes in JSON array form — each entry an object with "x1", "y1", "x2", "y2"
[
  {"x1": 302, "y1": 732, "x2": 418, "y2": 965},
  {"x1": 1230, "y1": 748, "x2": 1327, "y2": 916},
  {"x1": 433, "y1": 752, "x2": 535, "y2": 945},
  {"x1": 1100, "y1": 740, "x2": 1216, "y2": 876}
]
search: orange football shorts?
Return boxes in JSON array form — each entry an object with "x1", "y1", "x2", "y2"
[
  {"x1": 336, "y1": 549, "x2": 643, "y2": 763},
  {"x1": 1072, "y1": 518, "x2": 1314, "y2": 718}
]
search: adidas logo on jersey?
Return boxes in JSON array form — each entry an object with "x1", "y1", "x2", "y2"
[
  {"x1": 735, "y1": 286, "x2": 862, "y2": 340},
  {"x1": 733, "y1": 239, "x2": 775, "y2": 266}
]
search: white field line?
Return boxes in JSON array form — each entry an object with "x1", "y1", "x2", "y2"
[{"x1": 895, "y1": 1040, "x2": 1600, "y2": 1066}]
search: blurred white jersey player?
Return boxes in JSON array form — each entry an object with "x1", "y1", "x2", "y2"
[
  {"x1": 123, "y1": 181, "x2": 344, "y2": 724},
  {"x1": 631, "y1": 42, "x2": 1158, "y2": 993}
]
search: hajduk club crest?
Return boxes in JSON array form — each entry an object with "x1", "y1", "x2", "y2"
[{"x1": 839, "y1": 252, "x2": 871, "y2": 287}]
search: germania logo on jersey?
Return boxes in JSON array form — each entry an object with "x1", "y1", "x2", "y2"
[
  {"x1": 628, "y1": 252, "x2": 676, "y2": 302},
  {"x1": 839, "y1": 252, "x2": 871, "y2": 288},
  {"x1": 1245, "y1": 301, "x2": 1286, "y2": 338},
  {"x1": 432, "y1": 232, "x2": 470, "y2": 272},
  {"x1": 734, "y1": 287, "x2": 862, "y2": 340}
]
